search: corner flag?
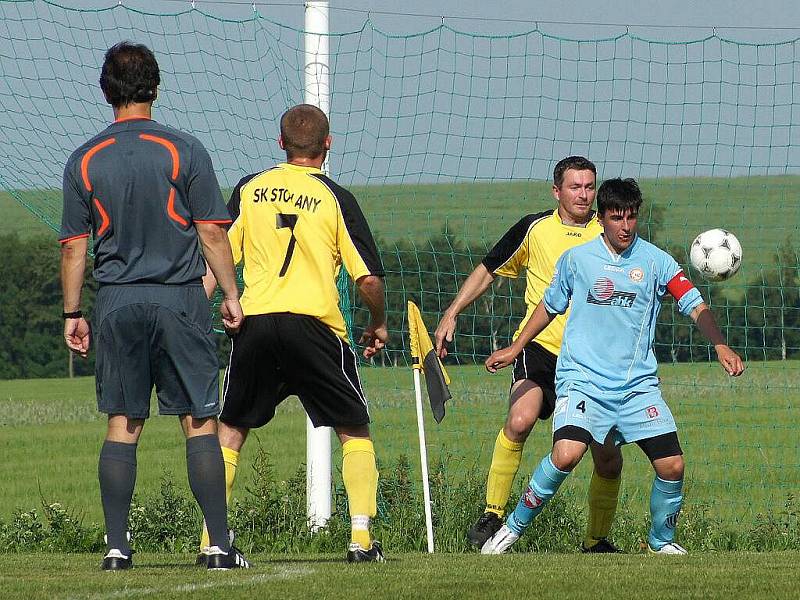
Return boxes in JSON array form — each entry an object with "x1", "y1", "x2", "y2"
[
  {"x1": 407, "y1": 300, "x2": 453, "y2": 553},
  {"x1": 408, "y1": 301, "x2": 451, "y2": 423}
]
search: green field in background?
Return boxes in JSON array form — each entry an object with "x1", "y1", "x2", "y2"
[
  {"x1": 2, "y1": 361, "x2": 797, "y2": 526},
  {"x1": 5, "y1": 175, "x2": 797, "y2": 289}
]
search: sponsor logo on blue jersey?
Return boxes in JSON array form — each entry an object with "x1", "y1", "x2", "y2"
[{"x1": 586, "y1": 276, "x2": 637, "y2": 308}]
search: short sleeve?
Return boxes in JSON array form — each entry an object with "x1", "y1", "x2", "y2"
[
  {"x1": 657, "y1": 250, "x2": 703, "y2": 316},
  {"x1": 59, "y1": 163, "x2": 91, "y2": 243},
  {"x1": 186, "y1": 143, "x2": 231, "y2": 224},
  {"x1": 543, "y1": 250, "x2": 575, "y2": 315},
  {"x1": 481, "y1": 216, "x2": 533, "y2": 278},
  {"x1": 336, "y1": 192, "x2": 383, "y2": 281}
]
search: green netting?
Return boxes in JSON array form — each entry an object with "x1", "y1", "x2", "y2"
[{"x1": 1, "y1": 0, "x2": 799, "y2": 530}]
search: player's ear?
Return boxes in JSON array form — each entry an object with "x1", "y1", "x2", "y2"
[
  {"x1": 278, "y1": 135, "x2": 285, "y2": 150},
  {"x1": 324, "y1": 135, "x2": 332, "y2": 150}
]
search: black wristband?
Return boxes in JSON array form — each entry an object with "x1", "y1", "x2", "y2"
[{"x1": 62, "y1": 310, "x2": 83, "y2": 319}]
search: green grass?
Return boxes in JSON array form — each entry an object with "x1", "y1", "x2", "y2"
[
  {"x1": 1, "y1": 361, "x2": 798, "y2": 526},
  {"x1": 0, "y1": 191, "x2": 57, "y2": 238},
  {"x1": 1, "y1": 551, "x2": 798, "y2": 599},
  {"x1": 6, "y1": 175, "x2": 799, "y2": 281}
]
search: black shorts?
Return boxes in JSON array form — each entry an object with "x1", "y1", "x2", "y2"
[
  {"x1": 220, "y1": 313, "x2": 370, "y2": 429},
  {"x1": 94, "y1": 284, "x2": 220, "y2": 419},
  {"x1": 511, "y1": 340, "x2": 557, "y2": 420}
]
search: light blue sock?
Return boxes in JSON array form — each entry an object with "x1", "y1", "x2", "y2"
[
  {"x1": 648, "y1": 476, "x2": 684, "y2": 549},
  {"x1": 507, "y1": 454, "x2": 570, "y2": 535}
]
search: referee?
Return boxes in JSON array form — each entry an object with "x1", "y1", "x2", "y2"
[
  {"x1": 60, "y1": 42, "x2": 248, "y2": 570},
  {"x1": 200, "y1": 104, "x2": 388, "y2": 563}
]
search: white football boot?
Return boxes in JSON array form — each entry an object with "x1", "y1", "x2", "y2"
[
  {"x1": 648, "y1": 542, "x2": 688, "y2": 555},
  {"x1": 481, "y1": 524, "x2": 520, "y2": 554}
]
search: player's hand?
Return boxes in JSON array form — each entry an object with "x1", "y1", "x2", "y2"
[
  {"x1": 715, "y1": 344, "x2": 744, "y2": 376},
  {"x1": 485, "y1": 346, "x2": 518, "y2": 373},
  {"x1": 219, "y1": 297, "x2": 244, "y2": 334},
  {"x1": 434, "y1": 312, "x2": 457, "y2": 358},
  {"x1": 64, "y1": 317, "x2": 91, "y2": 358},
  {"x1": 360, "y1": 322, "x2": 388, "y2": 359}
]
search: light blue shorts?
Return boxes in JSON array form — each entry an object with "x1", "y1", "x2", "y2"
[{"x1": 552, "y1": 386, "x2": 677, "y2": 446}]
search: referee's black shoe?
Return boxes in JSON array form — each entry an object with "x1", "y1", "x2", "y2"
[
  {"x1": 581, "y1": 538, "x2": 623, "y2": 553},
  {"x1": 101, "y1": 549, "x2": 133, "y2": 571},
  {"x1": 205, "y1": 546, "x2": 251, "y2": 570},
  {"x1": 347, "y1": 541, "x2": 385, "y2": 563},
  {"x1": 467, "y1": 512, "x2": 503, "y2": 548}
]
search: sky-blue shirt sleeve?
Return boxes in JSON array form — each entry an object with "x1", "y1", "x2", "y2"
[
  {"x1": 657, "y1": 248, "x2": 704, "y2": 316},
  {"x1": 543, "y1": 249, "x2": 574, "y2": 314}
]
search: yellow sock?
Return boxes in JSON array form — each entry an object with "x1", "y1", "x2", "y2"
[
  {"x1": 199, "y1": 446, "x2": 239, "y2": 551},
  {"x1": 485, "y1": 429, "x2": 524, "y2": 517},
  {"x1": 342, "y1": 438, "x2": 378, "y2": 549},
  {"x1": 583, "y1": 469, "x2": 621, "y2": 548}
]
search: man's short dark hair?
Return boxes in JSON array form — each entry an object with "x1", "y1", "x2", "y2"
[
  {"x1": 597, "y1": 178, "x2": 643, "y2": 216},
  {"x1": 553, "y1": 156, "x2": 596, "y2": 188},
  {"x1": 280, "y1": 104, "x2": 329, "y2": 160},
  {"x1": 100, "y1": 42, "x2": 160, "y2": 108}
]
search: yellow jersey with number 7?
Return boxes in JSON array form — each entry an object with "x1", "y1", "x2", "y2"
[{"x1": 226, "y1": 163, "x2": 384, "y2": 342}]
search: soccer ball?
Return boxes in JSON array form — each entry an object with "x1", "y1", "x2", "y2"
[{"x1": 689, "y1": 229, "x2": 743, "y2": 282}]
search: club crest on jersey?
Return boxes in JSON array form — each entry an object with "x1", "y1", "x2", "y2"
[
  {"x1": 629, "y1": 267, "x2": 644, "y2": 282},
  {"x1": 646, "y1": 405, "x2": 659, "y2": 419},
  {"x1": 522, "y1": 486, "x2": 544, "y2": 509},
  {"x1": 587, "y1": 277, "x2": 637, "y2": 308}
]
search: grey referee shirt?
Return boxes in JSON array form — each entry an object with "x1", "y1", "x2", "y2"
[{"x1": 60, "y1": 117, "x2": 231, "y2": 285}]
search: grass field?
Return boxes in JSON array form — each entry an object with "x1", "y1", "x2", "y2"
[
  {"x1": 4, "y1": 174, "x2": 798, "y2": 286},
  {"x1": 2, "y1": 551, "x2": 799, "y2": 599},
  {"x1": 2, "y1": 362, "x2": 798, "y2": 527}
]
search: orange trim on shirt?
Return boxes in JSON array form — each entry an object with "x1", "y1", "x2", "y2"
[
  {"x1": 114, "y1": 116, "x2": 152, "y2": 123},
  {"x1": 80, "y1": 138, "x2": 116, "y2": 192},
  {"x1": 139, "y1": 133, "x2": 180, "y2": 180},
  {"x1": 59, "y1": 233, "x2": 90, "y2": 244},
  {"x1": 93, "y1": 197, "x2": 111, "y2": 236},
  {"x1": 194, "y1": 219, "x2": 233, "y2": 224},
  {"x1": 167, "y1": 188, "x2": 188, "y2": 227}
]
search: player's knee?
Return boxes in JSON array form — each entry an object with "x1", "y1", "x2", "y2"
[
  {"x1": 505, "y1": 413, "x2": 535, "y2": 441},
  {"x1": 654, "y1": 455, "x2": 684, "y2": 481},
  {"x1": 550, "y1": 441, "x2": 586, "y2": 472},
  {"x1": 593, "y1": 448, "x2": 623, "y2": 479}
]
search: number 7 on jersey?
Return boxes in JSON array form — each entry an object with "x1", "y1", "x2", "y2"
[{"x1": 276, "y1": 213, "x2": 298, "y2": 277}]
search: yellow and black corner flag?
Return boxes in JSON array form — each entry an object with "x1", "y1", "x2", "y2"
[{"x1": 408, "y1": 301, "x2": 452, "y2": 423}]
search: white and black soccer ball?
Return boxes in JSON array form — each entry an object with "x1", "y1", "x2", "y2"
[{"x1": 689, "y1": 228, "x2": 743, "y2": 282}]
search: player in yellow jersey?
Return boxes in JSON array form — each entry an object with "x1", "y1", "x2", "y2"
[
  {"x1": 435, "y1": 156, "x2": 625, "y2": 552},
  {"x1": 200, "y1": 104, "x2": 388, "y2": 563}
]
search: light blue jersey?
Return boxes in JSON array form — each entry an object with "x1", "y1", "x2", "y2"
[{"x1": 544, "y1": 235, "x2": 703, "y2": 397}]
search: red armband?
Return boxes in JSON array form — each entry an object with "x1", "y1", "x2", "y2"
[{"x1": 666, "y1": 271, "x2": 695, "y2": 300}]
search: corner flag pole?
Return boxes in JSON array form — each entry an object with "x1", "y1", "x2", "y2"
[{"x1": 412, "y1": 361, "x2": 436, "y2": 553}]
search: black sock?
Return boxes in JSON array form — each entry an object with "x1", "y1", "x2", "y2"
[
  {"x1": 98, "y1": 440, "x2": 137, "y2": 555},
  {"x1": 186, "y1": 434, "x2": 230, "y2": 552}
]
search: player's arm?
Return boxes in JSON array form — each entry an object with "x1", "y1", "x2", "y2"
[
  {"x1": 436, "y1": 215, "x2": 534, "y2": 358},
  {"x1": 484, "y1": 302, "x2": 556, "y2": 372},
  {"x1": 60, "y1": 236, "x2": 91, "y2": 358},
  {"x1": 59, "y1": 164, "x2": 91, "y2": 357},
  {"x1": 356, "y1": 274, "x2": 388, "y2": 359},
  {"x1": 196, "y1": 222, "x2": 243, "y2": 333},
  {"x1": 666, "y1": 269, "x2": 744, "y2": 377},
  {"x1": 435, "y1": 264, "x2": 496, "y2": 358},
  {"x1": 486, "y1": 247, "x2": 574, "y2": 372},
  {"x1": 689, "y1": 303, "x2": 744, "y2": 376}
]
